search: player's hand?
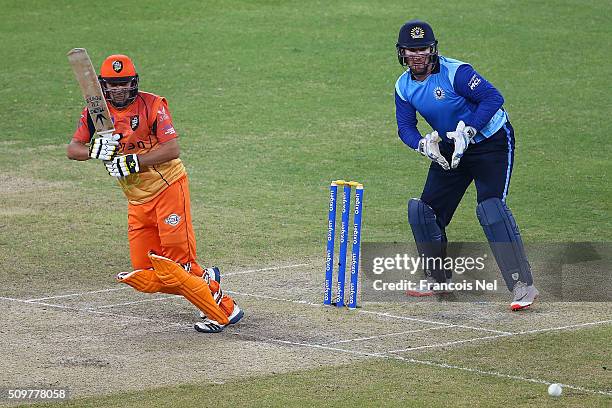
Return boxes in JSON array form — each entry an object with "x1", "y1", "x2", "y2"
[
  {"x1": 105, "y1": 154, "x2": 140, "y2": 178},
  {"x1": 89, "y1": 133, "x2": 120, "y2": 161},
  {"x1": 418, "y1": 131, "x2": 450, "y2": 170},
  {"x1": 446, "y1": 121, "x2": 477, "y2": 169}
]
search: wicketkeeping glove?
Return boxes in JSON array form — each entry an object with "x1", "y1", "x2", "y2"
[
  {"x1": 89, "y1": 133, "x2": 120, "y2": 161},
  {"x1": 446, "y1": 121, "x2": 477, "y2": 169},
  {"x1": 417, "y1": 131, "x2": 450, "y2": 170},
  {"x1": 105, "y1": 154, "x2": 140, "y2": 178}
]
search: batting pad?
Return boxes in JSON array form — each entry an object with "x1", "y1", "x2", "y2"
[
  {"x1": 116, "y1": 269, "x2": 181, "y2": 295},
  {"x1": 149, "y1": 253, "x2": 229, "y2": 325}
]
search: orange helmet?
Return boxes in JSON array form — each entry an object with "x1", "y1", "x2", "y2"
[{"x1": 98, "y1": 54, "x2": 139, "y2": 108}]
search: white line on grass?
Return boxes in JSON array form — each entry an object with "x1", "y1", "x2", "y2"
[
  {"x1": 0, "y1": 296, "x2": 190, "y2": 329},
  {"x1": 25, "y1": 287, "x2": 129, "y2": 302},
  {"x1": 258, "y1": 336, "x2": 612, "y2": 396},
  {"x1": 2, "y1": 295, "x2": 610, "y2": 396},
  {"x1": 320, "y1": 326, "x2": 450, "y2": 346},
  {"x1": 221, "y1": 263, "x2": 309, "y2": 278},
  {"x1": 20, "y1": 263, "x2": 309, "y2": 303},
  {"x1": 386, "y1": 333, "x2": 512, "y2": 353},
  {"x1": 385, "y1": 319, "x2": 612, "y2": 353},
  {"x1": 95, "y1": 295, "x2": 179, "y2": 309},
  {"x1": 356, "y1": 309, "x2": 513, "y2": 335}
]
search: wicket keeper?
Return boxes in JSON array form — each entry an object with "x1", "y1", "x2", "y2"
[
  {"x1": 67, "y1": 54, "x2": 243, "y2": 331},
  {"x1": 394, "y1": 20, "x2": 539, "y2": 310}
]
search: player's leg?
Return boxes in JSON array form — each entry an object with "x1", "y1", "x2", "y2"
[
  {"x1": 470, "y1": 123, "x2": 538, "y2": 310},
  {"x1": 154, "y1": 176, "x2": 201, "y2": 274},
  {"x1": 155, "y1": 176, "x2": 244, "y2": 329},
  {"x1": 407, "y1": 159, "x2": 472, "y2": 295},
  {"x1": 118, "y1": 201, "x2": 176, "y2": 294}
]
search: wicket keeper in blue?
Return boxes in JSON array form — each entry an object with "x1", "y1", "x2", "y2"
[{"x1": 394, "y1": 20, "x2": 539, "y2": 310}]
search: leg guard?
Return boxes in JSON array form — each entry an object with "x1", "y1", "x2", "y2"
[
  {"x1": 408, "y1": 198, "x2": 449, "y2": 282},
  {"x1": 476, "y1": 197, "x2": 533, "y2": 290},
  {"x1": 149, "y1": 253, "x2": 229, "y2": 325},
  {"x1": 117, "y1": 269, "x2": 181, "y2": 295}
]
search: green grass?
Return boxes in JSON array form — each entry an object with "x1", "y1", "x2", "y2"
[
  {"x1": 25, "y1": 327, "x2": 611, "y2": 407},
  {"x1": 1, "y1": 0, "x2": 611, "y2": 405}
]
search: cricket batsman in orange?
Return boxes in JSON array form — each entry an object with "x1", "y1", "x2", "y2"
[{"x1": 67, "y1": 54, "x2": 243, "y2": 333}]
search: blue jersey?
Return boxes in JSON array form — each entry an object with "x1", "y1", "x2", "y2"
[{"x1": 395, "y1": 56, "x2": 508, "y2": 149}]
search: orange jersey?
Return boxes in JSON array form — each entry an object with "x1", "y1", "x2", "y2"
[{"x1": 72, "y1": 91, "x2": 186, "y2": 204}]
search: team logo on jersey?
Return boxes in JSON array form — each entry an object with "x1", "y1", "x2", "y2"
[
  {"x1": 468, "y1": 74, "x2": 481, "y2": 90},
  {"x1": 130, "y1": 115, "x2": 139, "y2": 130},
  {"x1": 433, "y1": 86, "x2": 445, "y2": 100},
  {"x1": 410, "y1": 27, "x2": 425, "y2": 39},
  {"x1": 164, "y1": 214, "x2": 181, "y2": 227},
  {"x1": 112, "y1": 60, "x2": 123, "y2": 73}
]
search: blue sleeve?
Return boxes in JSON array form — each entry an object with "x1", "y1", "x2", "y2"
[
  {"x1": 454, "y1": 64, "x2": 504, "y2": 131},
  {"x1": 395, "y1": 91, "x2": 421, "y2": 150}
]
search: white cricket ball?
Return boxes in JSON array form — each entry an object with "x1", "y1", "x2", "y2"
[{"x1": 548, "y1": 383, "x2": 562, "y2": 397}]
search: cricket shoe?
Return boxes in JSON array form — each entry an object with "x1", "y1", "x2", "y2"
[
  {"x1": 194, "y1": 303, "x2": 244, "y2": 333},
  {"x1": 202, "y1": 266, "x2": 221, "y2": 284},
  {"x1": 406, "y1": 277, "x2": 453, "y2": 297},
  {"x1": 199, "y1": 301, "x2": 244, "y2": 324},
  {"x1": 510, "y1": 281, "x2": 539, "y2": 311}
]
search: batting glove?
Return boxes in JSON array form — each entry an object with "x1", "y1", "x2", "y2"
[
  {"x1": 89, "y1": 133, "x2": 120, "y2": 161},
  {"x1": 446, "y1": 121, "x2": 477, "y2": 169},
  {"x1": 105, "y1": 154, "x2": 140, "y2": 178},
  {"x1": 417, "y1": 131, "x2": 450, "y2": 170}
]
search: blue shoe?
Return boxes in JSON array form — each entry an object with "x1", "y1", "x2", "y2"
[
  {"x1": 228, "y1": 303, "x2": 244, "y2": 324},
  {"x1": 203, "y1": 266, "x2": 221, "y2": 284}
]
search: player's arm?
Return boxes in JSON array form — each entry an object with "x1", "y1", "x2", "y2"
[
  {"x1": 453, "y1": 64, "x2": 504, "y2": 131},
  {"x1": 395, "y1": 90, "x2": 421, "y2": 150},
  {"x1": 67, "y1": 109, "x2": 120, "y2": 161},
  {"x1": 67, "y1": 139, "x2": 91, "y2": 161},
  {"x1": 105, "y1": 139, "x2": 180, "y2": 178},
  {"x1": 395, "y1": 91, "x2": 449, "y2": 170},
  {"x1": 138, "y1": 139, "x2": 180, "y2": 166}
]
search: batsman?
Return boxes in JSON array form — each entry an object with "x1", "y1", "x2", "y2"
[
  {"x1": 67, "y1": 53, "x2": 243, "y2": 332},
  {"x1": 394, "y1": 20, "x2": 539, "y2": 310}
]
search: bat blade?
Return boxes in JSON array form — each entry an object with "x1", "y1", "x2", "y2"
[{"x1": 67, "y1": 48, "x2": 114, "y2": 134}]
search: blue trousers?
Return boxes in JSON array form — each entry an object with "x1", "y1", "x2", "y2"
[{"x1": 421, "y1": 122, "x2": 515, "y2": 230}]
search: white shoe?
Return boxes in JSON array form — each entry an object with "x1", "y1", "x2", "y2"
[
  {"x1": 194, "y1": 304, "x2": 244, "y2": 333},
  {"x1": 203, "y1": 266, "x2": 221, "y2": 284},
  {"x1": 199, "y1": 302, "x2": 244, "y2": 324},
  {"x1": 194, "y1": 318, "x2": 225, "y2": 333},
  {"x1": 511, "y1": 281, "x2": 539, "y2": 311}
]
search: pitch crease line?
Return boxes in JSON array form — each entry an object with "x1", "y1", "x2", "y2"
[
  {"x1": 20, "y1": 263, "x2": 309, "y2": 302},
  {"x1": 256, "y1": 336, "x2": 612, "y2": 396},
  {"x1": 321, "y1": 326, "x2": 449, "y2": 346}
]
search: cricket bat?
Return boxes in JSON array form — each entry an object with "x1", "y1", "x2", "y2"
[{"x1": 67, "y1": 48, "x2": 115, "y2": 135}]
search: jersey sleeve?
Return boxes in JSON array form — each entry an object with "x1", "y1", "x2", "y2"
[
  {"x1": 395, "y1": 90, "x2": 421, "y2": 150},
  {"x1": 155, "y1": 99, "x2": 178, "y2": 143},
  {"x1": 71, "y1": 107, "x2": 95, "y2": 143},
  {"x1": 453, "y1": 64, "x2": 504, "y2": 131}
]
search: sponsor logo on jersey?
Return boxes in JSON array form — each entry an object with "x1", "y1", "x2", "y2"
[
  {"x1": 468, "y1": 74, "x2": 481, "y2": 90},
  {"x1": 433, "y1": 86, "x2": 445, "y2": 100},
  {"x1": 164, "y1": 214, "x2": 181, "y2": 226},
  {"x1": 162, "y1": 124, "x2": 176, "y2": 135},
  {"x1": 130, "y1": 115, "x2": 139, "y2": 130},
  {"x1": 158, "y1": 106, "x2": 169, "y2": 122},
  {"x1": 112, "y1": 60, "x2": 123, "y2": 73},
  {"x1": 410, "y1": 27, "x2": 425, "y2": 39}
]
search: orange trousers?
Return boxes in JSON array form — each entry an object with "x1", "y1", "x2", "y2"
[
  {"x1": 128, "y1": 175, "x2": 203, "y2": 274},
  {"x1": 127, "y1": 175, "x2": 236, "y2": 317}
]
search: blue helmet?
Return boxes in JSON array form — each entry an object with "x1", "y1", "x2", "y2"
[{"x1": 396, "y1": 20, "x2": 438, "y2": 69}]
